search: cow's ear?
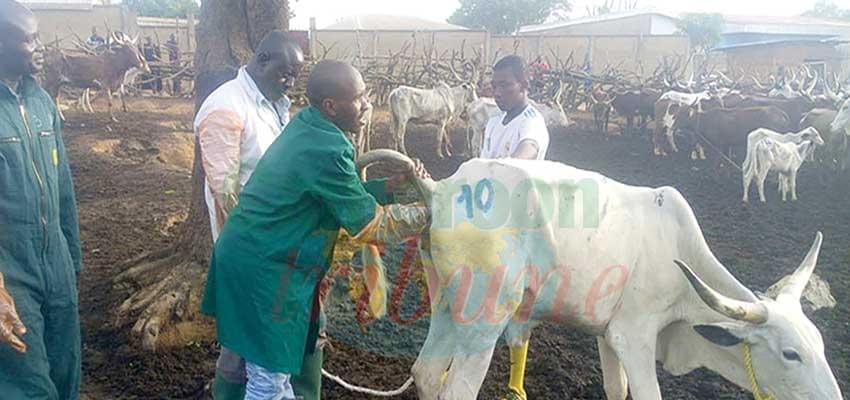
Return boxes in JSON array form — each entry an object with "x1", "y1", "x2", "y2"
[{"x1": 694, "y1": 324, "x2": 744, "y2": 347}]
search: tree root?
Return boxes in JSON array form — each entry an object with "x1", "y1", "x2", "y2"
[{"x1": 113, "y1": 251, "x2": 210, "y2": 351}]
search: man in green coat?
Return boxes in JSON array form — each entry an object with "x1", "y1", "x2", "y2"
[
  {"x1": 201, "y1": 60, "x2": 429, "y2": 399},
  {"x1": 0, "y1": 1, "x2": 82, "y2": 399}
]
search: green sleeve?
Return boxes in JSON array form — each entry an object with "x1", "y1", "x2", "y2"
[
  {"x1": 54, "y1": 109, "x2": 82, "y2": 273},
  {"x1": 362, "y1": 178, "x2": 395, "y2": 205},
  {"x1": 313, "y1": 152, "x2": 379, "y2": 236}
]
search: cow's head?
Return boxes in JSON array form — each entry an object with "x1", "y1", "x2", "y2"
[
  {"x1": 798, "y1": 126, "x2": 825, "y2": 146},
  {"x1": 830, "y1": 97, "x2": 850, "y2": 135},
  {"x1": 458, "y1": 82, "x2": 477, "y2": 102},
  {"x1": 669, "y1": 102, "x2": 699, "y2": 134},
  {"x1": 110, "y1": 33, "x2": 150, "y2": 74},
  {"x1": 676, "y1": 232, "x2": 842, "y2": 400}
]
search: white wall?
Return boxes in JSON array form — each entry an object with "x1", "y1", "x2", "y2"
[{"x1": 650, "y1": 15, "x2": 679, "y2": 36}]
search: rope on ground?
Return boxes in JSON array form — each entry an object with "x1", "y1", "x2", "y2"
[
  {"x1": 322, "y1": 369, "x2": 414, "y2": 397},
  {"x1": 694, "y1": 130, "x2": 744, "y2": 173}
]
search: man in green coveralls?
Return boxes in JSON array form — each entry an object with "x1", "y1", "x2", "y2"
[
  {"x1": 0, "y1": 1, "x2": 82, "y2": 399},
  {"x1": 201, "y1": 60, "x2": 430, "y2": 399}
]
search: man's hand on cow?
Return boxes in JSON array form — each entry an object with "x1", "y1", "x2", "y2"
[
  {"x1": 386, "y1": 158, "x2": 431, "y2": 192},
  {"x1": 411, "y1": 158, "x2": 431, "y2": 180},
  {"x1": 0, "y1": 272, "x2": 26, "y2": 353}
]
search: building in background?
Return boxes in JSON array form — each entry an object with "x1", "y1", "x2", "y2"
[
  {"x1": 519, "y1": 10, "x2": 680, "y2": 36},
  {"x1": 323, "y1": 14, "x2": 468, "y2": 31},
  {"x1": 22, "y1": 0, "x2": 136, "y2": 49},
  {"x1": 712, "y1": 15, "x2": 850, "y2": 80}
]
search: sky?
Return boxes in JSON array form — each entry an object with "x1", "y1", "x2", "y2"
[{"x1": 290, "y1": 0, "x2": 850, "y2": 30}]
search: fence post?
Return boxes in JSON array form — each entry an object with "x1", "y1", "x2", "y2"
[
  {"x1": 636, "y1": 34, "x2": 643, "y2": 78},
  {"x1": 536, "y1": 35, "x2": 543, "y2": 60},
  {"x1": 309, "y1": 17, "x2": 317, "y2": 60},
  {"x1": 484, "y1": 31, "x2": 491, "y2": 65},
  {"x1": 187, "y1": 13, "x2": 195, "y2": 53}
]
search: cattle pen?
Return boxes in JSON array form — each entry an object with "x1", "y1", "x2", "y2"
[
  {"x1": 22, "y1": 3, "x2": 850, "y2": 400},
  {"x1": 69, "y1": 95, "x2": 850, "y2": 399}
]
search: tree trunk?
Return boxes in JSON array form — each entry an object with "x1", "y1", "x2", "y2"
[{"x1": 113, "y1": 0, "x2": 288, "y2": 350}]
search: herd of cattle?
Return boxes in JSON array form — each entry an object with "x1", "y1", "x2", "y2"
[
  {"x1": 36, "y1": 38, "x2": 847, "y2": 398},
  {"x1": 41, "y1": 32, "x2": 151, "y2": 121},
  {"x1": 368, "y1": 64, "x2": 850, "y2": 204},
  {"x1": 345, "y1": 69, "x2": 850, "y2": 398},
  {"x1": 37, "y1": 37, "x2": 850, "y2": 204}
]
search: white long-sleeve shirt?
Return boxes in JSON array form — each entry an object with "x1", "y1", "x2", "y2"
[{"x1": 194, "y1": 67, "x2": 292, "y2": 240}]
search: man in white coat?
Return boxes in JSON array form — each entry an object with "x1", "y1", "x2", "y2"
[{"x1": 193, "y1": 30, "x2": 318, "y2": 400}]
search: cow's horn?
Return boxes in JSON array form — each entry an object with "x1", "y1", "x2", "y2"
[
  {"x1": 674, "y1": 260, "x2": 768, "y2": 324},
  {"x1": 717, "y1": 71, "x2": 733, "y2": 85},
  {"x1": 805, "y1": 71, "x2": 818, "y2": 97},
  {"x1": 777, "y1": 232, "x2": 823, "y2": 302},
  {"x1": 751, "y1": 76, "x2": 767, "y2": 90},
  {"x1": 356, "y1": 149, "x2": 436, "y2": 205}
]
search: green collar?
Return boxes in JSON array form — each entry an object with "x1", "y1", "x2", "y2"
[
  {"x1": 0, "y1": 75, "x2": 40, "y2": 99},
  {"x1": 304, "y1": 106, "x2": 342, "y2": 133}
]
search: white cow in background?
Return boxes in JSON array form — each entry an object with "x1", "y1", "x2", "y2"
[
  {"x1": 464, "y1": 97, "x2": 500, "y2": 157},
  {"x1": 830, "y1": 97, "x2": 850, "y2": 170},
  {"x1": 356, "y1": 151, "x2": 843, "y2": 400},
  {"x1": 388, "y1": 82, "x2": 477, "y2": 158},
  {"x1": 743, "y1": 138, "x2": 819, "y2": 202},
  {"x1": 742, "y1": 126, "x2": 824, "y2": 184}
]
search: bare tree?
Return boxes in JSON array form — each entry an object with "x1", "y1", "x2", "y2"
[{"x1": 113, "y1": 0, "x2": 289, "y2": 350}]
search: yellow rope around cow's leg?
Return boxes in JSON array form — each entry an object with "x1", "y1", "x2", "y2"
[
  {"x1": 743, "y1": 342, "x2": 776, "y2": 400},
  {"x1": 507, "y1": 341, "x2": 529, "y2": 400}
]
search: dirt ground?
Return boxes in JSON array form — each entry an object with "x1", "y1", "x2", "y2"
[{"x1": 65, "y1": 98, "x2": 849, "y2": 399}]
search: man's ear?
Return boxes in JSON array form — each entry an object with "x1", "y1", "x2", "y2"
[
  {"x1": 256, "y1": 51, "x2": 271, "y2": 66},
  {"x1": 321, "y1": 98, "x2": 336, "y2": 117}
]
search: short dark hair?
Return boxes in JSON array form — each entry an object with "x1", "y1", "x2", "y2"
[
  {"x1": 493, "y1": 55, "x2": 528, "y2": 83},
  {"x1": 306, "y1": 60, "x2": 355, "y2": 106}
]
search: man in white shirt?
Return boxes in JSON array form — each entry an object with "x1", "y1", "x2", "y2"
[
  {"x1": 480, "y1": 55, "x2": 550, "y2": 400},
  {"x1": 480, "y1": 55, "x2": 550, "y2": 161},
  {"x1": 193, "y1": 31, "x2": 319, "y2": 400}
]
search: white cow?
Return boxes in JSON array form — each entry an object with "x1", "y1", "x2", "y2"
[
  {"x1": 465, "y1": 98, "x2": 569, "y2": 158},
  {"x1": 388, "y1": 82, "x2": 477, "y2": 158},
  {"x1": 464, "y1": 97, "x2": 500, "y2": 158},
  {"x1": 829, "y1": 97, "x2": 850, "y2": 170},
  {"x1": 743, "y1": 138, "x2": 818, "y2": 202},
  {"x1": 357, "y1": 151, "x2": 842, "y2": 400},
  {"x1": 742, "y1": 126, "x2": 824, "y2": 195}
]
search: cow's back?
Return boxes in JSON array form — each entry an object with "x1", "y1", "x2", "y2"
[
  {"x1": 389, "y1": 86, "x2": 451, "y2": 122},
  {"x1": 426, "y1": 159, "x2": 689, "y2": 333},
  {"x1": 707, "y1": 106, "x2": 790, "y2": 146}
]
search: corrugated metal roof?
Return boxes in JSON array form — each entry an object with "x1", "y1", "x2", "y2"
[
  {"x1": 722, "y1": 14, "x2": 850, "y2": 36},
  {"x1": 714, "y1": 37, "x2": 847, "y2": 51},
  {"x1": 519, "y1": 9, "x2": 678, "y2": 34},
  {"x1": 322, "y1": 14, "x2": 467, "y2": 31}
]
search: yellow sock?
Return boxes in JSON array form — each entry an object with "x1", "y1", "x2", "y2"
[{"x1": 508, "y1": 341, "x2": 529, "y2": 399}]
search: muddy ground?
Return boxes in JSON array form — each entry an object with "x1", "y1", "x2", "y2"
[{"x1": 66, "y1": 98, "x2": 849, "y2": 399}]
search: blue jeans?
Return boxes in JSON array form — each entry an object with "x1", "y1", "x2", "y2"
[{"x1": 245, "y1": 362, "x2": 296, "y2": 400}]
